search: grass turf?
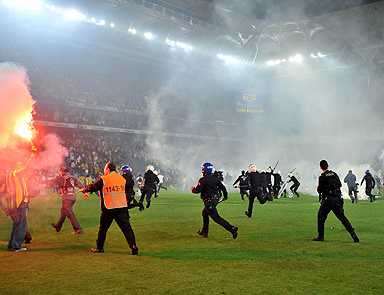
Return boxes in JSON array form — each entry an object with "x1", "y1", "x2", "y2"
[{"x1": 0, "y1": 189, "x2": 383, "y2": 294}]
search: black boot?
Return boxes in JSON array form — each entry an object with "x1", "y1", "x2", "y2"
[{"x1": 350, "y1": 231, "x2": 359, "y2": 243}]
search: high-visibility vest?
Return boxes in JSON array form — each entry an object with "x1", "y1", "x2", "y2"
[
  {"x1": 101, "y1": 172, "x2": 127, "y2": 209},
  {"x1": 5, "y1": 166, "x2": 29, "y2": 209}
]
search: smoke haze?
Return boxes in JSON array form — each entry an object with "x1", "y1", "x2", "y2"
[
  {"x1": 0, "y1": 62, "x2": 67, "y2": 182},
  {"x1": 141, "y1": 2, "x2": 384, "y2": 194}
]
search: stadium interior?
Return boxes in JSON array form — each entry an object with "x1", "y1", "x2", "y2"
[{"x1": 1, "y1": 0, "x2": 384, "y2": 186}]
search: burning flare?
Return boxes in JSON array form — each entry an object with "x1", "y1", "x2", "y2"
[{"x1": 14, "y1": 112, "x2": 35, "y2": 141}]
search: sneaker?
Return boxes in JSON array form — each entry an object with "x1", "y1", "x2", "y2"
[
  {"x1": 231, "y1": 226, "x2": 238, "y2": 239},
  {"x1": 132, "y1": 246, "x2": 139, "y2": 255},
  {"x1": 71, "y1": 230, "x2": 84, "y2": 235},
  {"x1": 14, "y1": 247, "x2": 27, "y2": 252},
  {"x1": 244, "y1": 211, "x2": 251, "y2": 218},
  {"x1": 91, "y1": 248, "x2": 104, "y2": 253},
  {"x1": 52, "y1": 223, "x2": 61, "y2": 232},
  {"x1": 146, "y1": 202, "x2": 151, "y2": 208},
  {"x1": 312, "y1": 237, "x2": 324, "y2": 241},
  {"x1": 197, "y1": 230, "x2": 208, "y2": 238}
]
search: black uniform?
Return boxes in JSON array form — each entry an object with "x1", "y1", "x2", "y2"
[
  {"x1": 233, "y1": 171, "x2": 249, "y2": 201},
  {"x1": 139, "y1": 170, "x2": 159, "y2": 208},
  {"x1": 192, "y1": 174, "x2": 237, "y2": 238},
  {"x1": 272, "y1": 172, "x2": 284, "y2": 199},
  {"x1": 289, "y1": 175, "x2": 300, "y2": 197},
  {"x1": 265, "y1": 170, "x2": 273, "y2": 200},
  {"x1": 259, "y1": 171, "x2": 268, "y2": 199},
  {"x1": 316, "y1": 169, "x2": 358, "y2": 242},
  {"x1": 361, "y1": 172, "x2": 376, "y2": 202},
  {"x1": 122, "y1": 173, "x2": 144, "y2": 210},
  {"x1": 245, "y1": 171, "x2": 269, "y2": 217},
  {"x1": 343, "y1": 171, "x2": 358, "y2": 203}
]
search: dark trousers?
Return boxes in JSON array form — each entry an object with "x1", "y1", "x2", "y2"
[
  {"x1": 317, "y1": 196, "x2": 354, "y2": 238},
  {"x1": 247, "y1": 188, "x2": 268, "y2": 217},
  {"x1": 201, "y1": 200, "x2": 233, "y2": 234},
  {"x1": 348, "y1": 186, "x2": 358, "y2": 203},
  {"x1": 55, "y1": 198, "x2": 82, "y2": 231},
  {"x1": 239, "y1": 187, "x2": 248, "y2": 200},
  {"x1": 139, "y1": 187, "x2": 155, "y2": 204},
  {"x1": 290, "y1": 183, "x2": 300, "y2": 197},
  {"x1": 97, "y1": 208, "x2": 136, "y2": 250},
  {"x1": 365, "y1": 188, "x2": 374, "y2": 202}
]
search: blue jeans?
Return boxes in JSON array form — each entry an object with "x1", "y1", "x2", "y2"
[{"x1": 8, "y1": 203, "x2": 28, "y2": 251}]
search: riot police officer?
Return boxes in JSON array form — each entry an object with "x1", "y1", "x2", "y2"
[
  {"x1": 288, "y1": 173, "x2": 300, "y2": 197},
  {"x1": 272, "y1": 170, "x2": 284, "y2": 199},
  {"x1": 244, "y1": 164, "x2": 269, "y2": 218},
  {"x1": 121, "y1": 165, "x2": 144, "y2": 211},
  {"x1": 139, "y1": 165, "x2": 159, "y2": 208},
  {"x1": 191, "y1": 163, "x2": 238, "y2": 239},
  {"x1": 233, "y1": 170, "x2": 249, "y2": 201},
  {"x1": 312, "y1": 160, "x2": 359, "y2": 243}
]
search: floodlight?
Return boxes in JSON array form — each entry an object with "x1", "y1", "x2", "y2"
[
  {"x1": 144, "y1": 32, "x2": 153, "y2": 39},
  {"x1": 166, "y1": 39, "x2": 175, "y2": 46},
  {"x1": 311, "y1": 53, "x2": 317, "y2": 58},
  {"x1": 128, "y1": 28, "x2": 137, "y2": 34},
  {"x1": 63, "y1": 9, "x2": 86, "y2": 21},
  {"x1": 99, "y1": 20, "x2": 105, "y2": 26},
  {"x1": 294, "y1": 54, "x2": 303, "y2": 63},
  {"x1": 46, "y1": 4, "x2": 57, "y2": 11},
  {"x1": 317, "y1": 52, "x2": 325, "y2": 57},
  {"x1": 110, "y1": 22, "x2": 115, "y2": 28},
  {"x1": 176, "y1": 42, "x2": 193, "y2": 50}
]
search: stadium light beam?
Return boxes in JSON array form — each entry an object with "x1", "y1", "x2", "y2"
[
  {"x1": 217, "y1": 54, "x2": 237, "y2": 63},
  {"x1": 176, "y1": 41, "x2": 193, "y2": 50}
]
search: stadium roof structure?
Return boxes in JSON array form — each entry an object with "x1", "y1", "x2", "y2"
[{"x1": 45, "y1": 0, "x2": 384, "y2": 72}]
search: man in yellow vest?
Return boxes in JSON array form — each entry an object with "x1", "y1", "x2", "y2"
[
  {"x1": 78, "y1": 162, "x2": 138, "y2": 255},
  {"x1": 1, "y1": 153, "x2": 35, "y2": 251}
]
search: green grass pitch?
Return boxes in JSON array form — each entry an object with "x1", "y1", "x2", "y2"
[{"x1": 1, "y1": 189, "x2": 383, "y2": 294}]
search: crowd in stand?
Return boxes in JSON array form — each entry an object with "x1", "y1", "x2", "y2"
[
  {"x1": 2, "y1": 35, "x2": 237, "y2": 134},
  {"x1": 45, "y1": 129, "x2": 183, "y2": 187}
]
